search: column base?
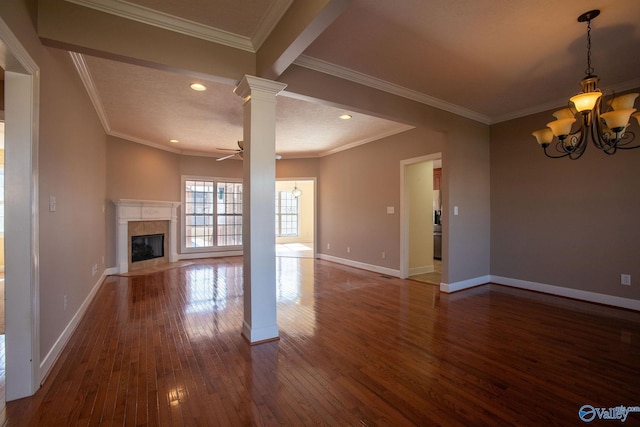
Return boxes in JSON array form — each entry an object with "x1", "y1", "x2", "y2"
[{"x1": 241, "y1": 321, "x2": 280, "y2": 345}]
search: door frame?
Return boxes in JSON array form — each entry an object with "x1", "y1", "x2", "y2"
[
  {"x1": 400, "y1": 153, "x2": 441, "y2": 279},
  {"x1": 0, "y1": 17, "x2": 41, "y2": 400}
]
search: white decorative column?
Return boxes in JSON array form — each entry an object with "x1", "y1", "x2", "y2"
[
  {"x1": 234, "y1": 75, "x2": 287, "y2": 344},
  {"x1": 113, "y1": 199, "x2": 181, "y2": 273}
]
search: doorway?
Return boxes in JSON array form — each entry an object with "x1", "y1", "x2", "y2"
[
  {"x1": 0, "y1": 18, "x2": 41, "y2": 401},
  {"x1": 400, "y1": 153, "x2": 442, "y2": 283},
  {"x1": 275, "y1": 179, "x2": 316, "y2": 258}
]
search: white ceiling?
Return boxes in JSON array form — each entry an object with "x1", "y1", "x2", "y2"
[{"x1": 68, "y1": 0, "x2": 640, "y2": 158}]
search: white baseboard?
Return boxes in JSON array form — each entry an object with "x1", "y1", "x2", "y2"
[
  {"x1": 179, "y1": 250, "x2": 243, "y2": 260},
  {"x1": 440, "y1": 275, "x2": 490, "y2": 293},
  {"x1": 104, "y1": 266, "x2": 118, "y2": 275},
  {"x1": 318, "y1": 254, "x2": 401, "y2": 277},
  {"x1": 40, "y1": 270, "x2": 107, "y2": 383},
  {"x1": 409, "y1": 265, "x2": 435, "y2": 276},
  {"x1": 491, "y1": 275, "x2": 640, "y2": 311}
]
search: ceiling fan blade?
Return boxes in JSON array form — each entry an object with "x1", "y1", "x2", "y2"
[{"x1": 216, "y1": 153, "x2": 238, "y2": 161}]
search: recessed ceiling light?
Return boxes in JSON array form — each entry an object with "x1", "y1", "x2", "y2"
[
  {"x1": 339, "y1": 114, "x2": 352, "y2": 120},
  {"x1": 190, "y1": 83, "x2": 207, "y2": 91},
  {"x1": 170, "y1": 139, "x2": 179, "y2": 143}
]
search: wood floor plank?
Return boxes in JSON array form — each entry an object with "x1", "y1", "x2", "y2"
[{"x1": 2, "y1": 256, "x2": 639, "y2": 426}]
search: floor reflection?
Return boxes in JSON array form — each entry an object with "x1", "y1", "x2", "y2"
[
  {"x1": 276, "y1": 257, "x2": 317, "y2": 337},
  {"x1": 184, "y1": 266, "x2": 229, "y2": 314},
  {"x1": 276, "y1": 242, "x2": 313, "y2": 258},
  {"x1": 178, "y1": 257, "x2": 320, "y2": 340}
]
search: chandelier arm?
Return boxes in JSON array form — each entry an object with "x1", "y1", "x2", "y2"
[
  {"x1": 567, "y1": 141, "x2": 587, "y2": 159},
  {"x1": 543, "y1": 145, "x2": 571, "y2": 159},
  {"x1": 561, "y1": 121, "x2": 589, "y2": 158},
  {"x1": 590, "y1": 99, "x2": 618, "y2": 151},
  {"x1": 614, "y1": 131, "x2": 640, "y2": 149}
]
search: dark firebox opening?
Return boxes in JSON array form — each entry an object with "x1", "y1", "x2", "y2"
[{"x1": 131, "y1": 233, "x2": 164, "y2": 263}]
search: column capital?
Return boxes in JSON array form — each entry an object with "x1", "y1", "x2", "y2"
[{"x1": 234, "y1": 75, "x2": 287, "y2": 101}]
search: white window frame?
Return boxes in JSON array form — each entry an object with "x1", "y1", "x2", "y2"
[
  {"x1": 275, "y1": 190, "x2": 299, "y2": 237},
  {"x1": 181, "y1": 175, "x2": 243, "y2": 254}
]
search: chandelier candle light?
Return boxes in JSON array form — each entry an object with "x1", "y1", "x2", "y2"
[{"x1": 532, "y1": 10, "x2": 640, "y2": 159}]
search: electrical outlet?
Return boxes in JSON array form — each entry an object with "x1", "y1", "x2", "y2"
[
  {"x1": 621, "y1": 274, "x2": 631, "y2": 286},
  {"x1": 381, "y1": 251, "x2": 386, "y2": 259},
  {"x1": 327, "y1": 243, "x2": 331, "y2": 250},
  {"x1": 64, "y1": 295, "x2": 68, "y2": 311},
  {"x1": 92, "y1": 264, "x2": 98, "y2": 277},
  {"x1": 347, "y1": 246, "x2": 351, "y2": 253}
]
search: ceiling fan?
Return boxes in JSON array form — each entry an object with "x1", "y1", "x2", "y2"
[{"x1": 216, "y1": 140, "x2": 282, "y2": 161}]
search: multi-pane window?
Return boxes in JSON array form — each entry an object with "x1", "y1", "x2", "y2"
[
  {"x1": 216, "y1": 182, "x2": 243, "y2": 246},
  {"x1": 184, "y1": 178, "x2": 242, "y2": 249},
  {"x1": 276, "y1": 191, "x2": 298, "y2": 237}
]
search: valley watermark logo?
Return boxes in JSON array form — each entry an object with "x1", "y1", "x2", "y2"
[{"x1": 579, "y1": 405, "x2": 640, "y2": 423}]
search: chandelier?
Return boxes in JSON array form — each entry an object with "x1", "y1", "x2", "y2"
[{"x1": 532, "y1": 10, "x2": 640, "y2": 159}]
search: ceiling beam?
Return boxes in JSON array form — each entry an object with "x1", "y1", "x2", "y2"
[
  {"x1": 37, "y1": 0, "x2": 255, "y2": 84},
  {"x1": 256, "y1": 0, "x2": 351, "y2": 81}
]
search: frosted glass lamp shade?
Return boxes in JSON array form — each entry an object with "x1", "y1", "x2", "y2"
[
  {"x1": 532, "y1": 128, "x2": 554, "y2": 145},
  {"x1": 610, "y1": 93, "x2": 639, "y2": 111},
  {"x1": 547, "y1": 118, "x2": 576, "y2": 137},
  {"x1": 552, "y1": 108, "x2": 575, "y2": 120},
  {"x1": 570, "y1": 92, "x2": 602, "y2": 112},
  {"x1": 601, "y1": 109, "x2": 636, "y2": 131}
]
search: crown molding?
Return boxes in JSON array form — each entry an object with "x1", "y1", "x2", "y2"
[
  {"x1": 69, "y1": 52, "x2": 112, "y2": 133},
  {"x1": 70, "y1": 52, "x2": 188, "y2": 154},
  {"x1": 65, "y1": 0, "x2": 255, "y2": 52},
  {"x1": 293, "y1": 55, "x2": 491, "y2": 125},
  {"x1": 251, "y1": 0, "x2": 294, "y2": 51},
  {"x1": 109, "y1": 130, "x2": 186, "y2": 154},
  {"x1": 319, "y1": 124, "x2": 415, "y2": 157}
]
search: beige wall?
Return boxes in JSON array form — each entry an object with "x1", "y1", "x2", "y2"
[
  {"x1": 490, "y1": 96, "x2": 640, "y2": 301},
  {"x1": 0, "y1": 0, "x2": 109, "y2": 362},
  {"x1": 318, "y1": 127, "x2": 445, "y2": 270},
  {"x1": 282, "y1": 65, "x2": 490, "y2": 283},
  {"x1": 38, "y1": 46, "x2": 108, "y2": 361}
]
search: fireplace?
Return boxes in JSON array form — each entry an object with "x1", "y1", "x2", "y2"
[
  {"x1": 114, "y1": 199, "x2": 181, "y2": 273},
  {"x1": 131, "y1": 233, "x2": 164, "y2": 263}
]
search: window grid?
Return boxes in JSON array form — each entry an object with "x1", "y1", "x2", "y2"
[
  {"x1": 216, "y1": 182, "x2": 243, "y2": 246},
  {"x1": 184, "y1": 179, "x2": 243, "y2": 249},
  {"x1": 276, "y1": 191, "x2": 299, "y2": 237}
]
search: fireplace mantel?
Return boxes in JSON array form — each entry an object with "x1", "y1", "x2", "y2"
[{"x1": 113, "y1": 199, "x2": 181, "y2": 273}]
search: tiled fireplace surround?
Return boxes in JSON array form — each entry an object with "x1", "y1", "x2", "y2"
[{"x1": 114, "y1": 199, "x2": 181, "y2": 273}]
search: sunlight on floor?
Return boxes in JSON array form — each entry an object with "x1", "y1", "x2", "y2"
[{"x1": 276, "y1": 243, "x2": 313, "y2": 258}]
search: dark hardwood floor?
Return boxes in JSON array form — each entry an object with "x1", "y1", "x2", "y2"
[{"x1": 3, "y1": 256, "x2": 639, "y2": 426}]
